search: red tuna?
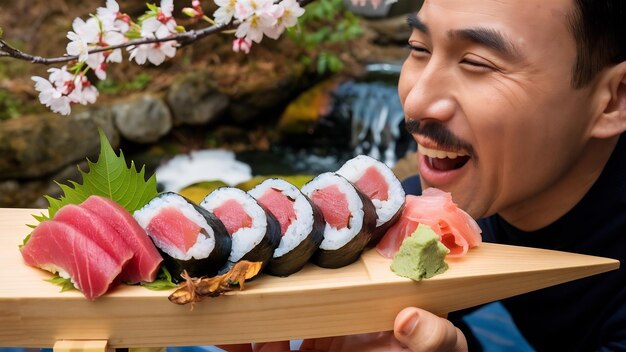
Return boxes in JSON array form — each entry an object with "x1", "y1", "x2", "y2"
[
  {"x1": 20, "y1": 220, "x2": 123, "y2": 300},
  {"x1": 81, "y1": 195, "x2": 162, "y2": 283},
  {"x1": 54, "y1": 204, "x2": 133, "y2": 267},
  {"x1": 256, "y1": 188, "x2": 297, "y2": 235},
  {"x1": 213, "y1": 199, "x2": 253, "y2": 235},
  {"x1": 309, "y1": 184, "x2": 351, "y2": 229},
  {"x1": 146, "y1": 206, "x2": 202, "y2": 253},
  {"x1": 354, "y1": 166, "x2": 389, "y2": 201}
]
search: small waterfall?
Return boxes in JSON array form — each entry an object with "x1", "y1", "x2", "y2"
[{"x1": 330, "y1": 64, "x2": 414, "y2": 167}]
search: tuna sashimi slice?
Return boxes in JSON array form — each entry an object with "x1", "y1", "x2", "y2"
[
  {"x1": 376, "y1": 188, "x2": 482, "y2": 258},
  {"x1": 354, "y1": 166, "x2": 389, "y2": 201},
  {"x1": 146, "y1": 206, "x2": 201, "y2": 253},
  {"x1": 54, "y1": 204, "x2": 134, "y2": 266},
  {"x1": 257, "y1": 188, "x2": 296, "y2": 235},
  {"x1": 20, "y1": 220, "x2": 123, "y2": 301},
  {"x1": 81, "y1": 195, "x2": 162, "y2": 283},
  {"x1": 213, "y1": 199, "x2": 253, "y2": 235},
  {"x1": 310, "y1": 184, "x2": 350, "y2": 229}
]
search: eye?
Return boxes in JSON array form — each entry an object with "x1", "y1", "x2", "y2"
[
  {"x1": 460, "y1": 56, "x2": 498, "y2": 72},
  {"x1": 407, "y1": 42, "x2": 431, "y2": 57}
]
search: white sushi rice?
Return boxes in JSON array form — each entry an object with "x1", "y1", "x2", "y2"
[
  {"x1": 248, "y1": 179, "x2": 315, "y2": 258},
  {"x1": 301, "y1": 173, "x2": 365, "y2": 251},
  {"x1": 200, "y1": 187, "x2": 267, "y2": 262},
  {"x1": 134, "y1": 193, "x2": 216, "y2": 261},
  {"x1": 336, "y1": 155, "x2": 405, "y2": 227}
]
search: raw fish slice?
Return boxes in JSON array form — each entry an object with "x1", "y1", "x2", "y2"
[
  {"x1": 20, "y1": 220, "x2": 122, "y2": 301},
  {"x1": 310, "y1": 184, "x2": 351, "y2": 229},
  {"x1": 301, "y1": 173, "x2": 377, "y2": 269},
  {"x1": 81, "y1": 195, "x2": 162, "y2": 283},
  {"x1": 146, "y1": 206, "x2": 201, "y2": 253},
  {"x1": 376, "y1": 188, "x2": 482, "y2": 258},
  {"x1": 256, "y1": 187, "x2": 297, "y2": 235},
  {"x1": 249, "y1": 179, "x2": 324, "y2": 277},
  {"x1": 54, "y1": 204, "x2": 133, "y2": 266},
  {"x1": 336, "y1": 155, "x2": 406, "y2": 246}
]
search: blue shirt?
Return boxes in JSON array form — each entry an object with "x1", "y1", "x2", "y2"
[{"x1": 401, "y1": 134, "x2": 626, "y2": 351}]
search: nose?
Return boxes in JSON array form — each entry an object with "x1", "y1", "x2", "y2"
[{"x1": 399, "y1": 58, "x2": 456, "y2": 124}]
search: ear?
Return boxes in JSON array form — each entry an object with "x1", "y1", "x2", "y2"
[{"x1": 590, "y1": 61, "x2": 626, "y2": 139}]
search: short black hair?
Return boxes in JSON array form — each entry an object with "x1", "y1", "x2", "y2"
[{"x1": 569, "y1": 0, "x2": 626, "y2": 88}]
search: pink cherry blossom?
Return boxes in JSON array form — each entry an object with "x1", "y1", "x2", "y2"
[
  {"x1": 32, "y1": 76, "x2": 71, "y2": 115},
  {"x1": 142, "y1": 0, "x2": 177, "y2": 36},
  {"x1": 97, "y1": 0, "x2": 131, "y2": 33},
  {"x1": 234, "y1": 0, "x2": 283, "y2": 43},
  {"x1": 232, "y1": 38, "x2": 252, "y2": 53},
  {"x1": 183, "y1": 0, "x2": 204, "y2": 19},
  {"x1": 31, "y1": 66, "x2": 99, "y2": 115},
  {"x1": 129, "y1": 40, "x2": 177, "y2": 66}
]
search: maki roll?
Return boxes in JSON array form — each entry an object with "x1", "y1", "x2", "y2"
[
  {"x1": 134, "y1": 192, "x2": 231, "y2": 282},
  {"x1": 301, "y1": 172, "x2": 377, "y2": 269},
  {"x1": 336, "y1": 155, "x2": 406, "y2": 246},
  {"x1": 200, "y1": 187, "x2": 281, "y2": 269},
  {"x1": 248, "y1": 178, "x2": 324, "y2": 277}
]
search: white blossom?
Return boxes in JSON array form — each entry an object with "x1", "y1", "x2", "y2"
[
  {"x1": 234, "y1": 0, "x2": 283, "y2": 43},
  {"x1": 278, "y1": 0, "x2": 305, "y2": 28},
  {"x1": 66, "y1": 17, "x2": 100, "y2": 62},
  {"x1": 214, "y1": 0, "x2": 237, "y2": 24},
  {"x1": 141, "y1": 0, "x2": 177, "y2": 36},
  {"x1": 97, "y1": 0, "x2": 131, "y2": 32}
]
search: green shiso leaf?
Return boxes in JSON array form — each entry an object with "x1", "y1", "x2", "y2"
[
  {"x1": 25, "y1": 128, "x2": 158, "y2": 246},
  {"x1": 141, "y1": 266, "x2": 178, "y2": 290},
  {"x1": 45, "y1": 129, "x2": 158, "y2": 218},
  {"x1": 44, "y1": 276, "x2": 77, "y2": 292}
]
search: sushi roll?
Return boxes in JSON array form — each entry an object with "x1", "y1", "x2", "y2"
[
  {"x1": 200, "y1": 187, "x2": 281, "y2": 270},
  {"x1": 134, "y1": 192, "x2": 231, "y2": 282},
  {"x1": 336, "y1": 155, "x2": 406, "y2": 246},
  {"x1": 248, "y1": 178, "x2": 324, "y2": 277},
  {"x1": 301, "y1": 172, "x2": 377, "y2": 269}
]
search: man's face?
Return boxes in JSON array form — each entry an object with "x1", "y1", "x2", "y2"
[{"x1": 398, "y1": 0, "x2": 598, "y2": 225}]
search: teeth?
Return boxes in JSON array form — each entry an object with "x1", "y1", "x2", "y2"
[{"x1": 418, "y1": 144, "x2": 468, "y2": 159}]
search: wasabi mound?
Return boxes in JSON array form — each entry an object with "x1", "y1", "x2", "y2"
[{"x1": 391, "y1": 224, "x2": 449, "y2": 281}]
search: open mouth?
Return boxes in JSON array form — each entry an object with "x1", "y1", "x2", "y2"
[{"x1": 418, "y1": 144, "x2": 470, "y2": 171}]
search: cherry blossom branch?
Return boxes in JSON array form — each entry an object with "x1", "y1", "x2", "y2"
[
  {"x1": 9, "y1": 0, "x2": 312, "y2": 115},
  {"x1": 0, "y1": 0, "x2": 315, "y2": 66}
]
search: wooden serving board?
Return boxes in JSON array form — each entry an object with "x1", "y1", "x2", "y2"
[{"x1": 0, "y1": 208, "x2": 619, "y2": 348}]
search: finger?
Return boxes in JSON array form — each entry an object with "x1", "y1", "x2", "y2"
[
  {"x1": 393, "y1": 308, "x2": 467, "y2": 352},
  {"x1": 253, "y1": 341, "x2": 291, "y2": 352},
  {"x1": 216, "y1": 343, "x2": 254, "y2": 352}
]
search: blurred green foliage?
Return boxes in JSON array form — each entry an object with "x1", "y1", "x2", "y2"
[
  {"x1": 289, "y1": 0, "x2": 363, "y2": 74},
  {"x1": 0, "y1": 90, "x2": 23, "y2": 120},
  {"x1": 0, "y1": 90, "x2": 43, "y2": 121}
]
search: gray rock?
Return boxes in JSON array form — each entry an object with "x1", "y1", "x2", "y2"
[
  {"x1": 0, "y1": 160, "x2": 88, "y2": 208},
  {"x1": 112, "y1": 94, "x2": 172, "y2": 143},
  {"x1": 167, "y1": 71, "x2": 229, "y2": 126},
  {"x1": 0, "y1": 109, "x2": 118, "y2": 179}
]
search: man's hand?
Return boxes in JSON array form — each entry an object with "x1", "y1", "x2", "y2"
[
  {"x1": 393, "y1": 307, "x2": 467, "y2": 352},
  {"x1": 220, "y1": 307, "x2": 467, "y2": 352}
]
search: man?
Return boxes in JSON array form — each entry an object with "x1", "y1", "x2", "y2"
[
  {"x1": 395, "y1": 0, "x2": 625, "y2": 350},
  {"x1": 225, "y1": 0, "x2": 626, "y2": 350}
]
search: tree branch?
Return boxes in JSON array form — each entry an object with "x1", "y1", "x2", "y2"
[{"x1": 0, "y1": 0, "x2": 316, "y2": 66}]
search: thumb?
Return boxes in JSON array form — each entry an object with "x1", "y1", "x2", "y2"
[{"x1": 393, "y1": 308, "x2": 468, "y2": 352}]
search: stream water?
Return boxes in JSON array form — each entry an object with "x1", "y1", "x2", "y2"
[{"x1": 157, "y1": 63, "x2": 416, "y2": 192}]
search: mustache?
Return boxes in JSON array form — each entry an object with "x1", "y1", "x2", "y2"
[{"x1": 405, "y1": 119, "x2": 474, "y2": 155}]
